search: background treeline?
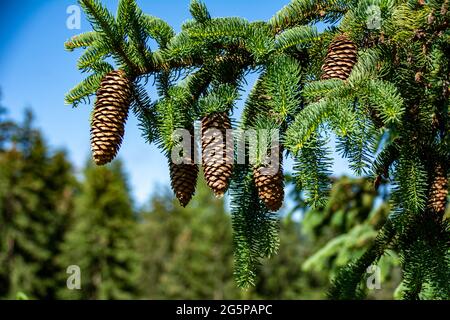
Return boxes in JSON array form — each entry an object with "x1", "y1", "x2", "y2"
[{"x1": 3, "y1": 102, "x2": 442, "y2": 300}]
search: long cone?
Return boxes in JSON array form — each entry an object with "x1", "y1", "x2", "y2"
[{"x1": 91, "y1": 70, "x2": 132, "y2": 165}]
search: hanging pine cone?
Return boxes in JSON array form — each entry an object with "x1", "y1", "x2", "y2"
[
  {"x1": 201, "y1": 112, "x2": 234, "y2": 197},
  {"x1": 91, "y1": 70, "x2": 133, "y2": 165},
  {"x1": 428, "y1": 164, "x2": 448, "y2": 215},
  {"x1": 170, "y1": 160, "x2": 199, "y2": 208},
  {"x1": 170, "y1": 129, "x2": 198, "y2": 207},
  {"x1": 254, "y1": 149, "x2": 284, "y2": 212},
  {"x1": 321, "y1": 34, "x2": 358, "y2": 81}
]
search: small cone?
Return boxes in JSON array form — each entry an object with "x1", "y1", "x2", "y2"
[
  {"x1": 201, "y1": 112, "x2": 234, "y2": 197},
  {"x1": 254, "y1": 148, "x2": 284, "y2": 212},
  {"x1": 321, "y1": 34, "x2": 358, "y2": 81},
  {"x1": 170, "y1": 161, "x2": 199, "y2": 207},
  {"x1": 91, "y1": 70, "x2": 133, "y2": 165},
  {"x1": 429, "y1": 164, "x2": 448, "y2": 215},
  {"x1": 170, "y1": 130, "x2": 198, "y2": 207}
]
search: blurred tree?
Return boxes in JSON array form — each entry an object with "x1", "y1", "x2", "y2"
[
  {"x1": 138, "y1": 175, "x2": 331, "y2": 300},
  {"x1": 247, "y1": 216, "x2": 327, "y2": 300},
  {"x1": 58, "y1": 160, "x2": 140, "y2": 299},
  {"x1": 0, "y1": 109, "x2": 76, "y2": 299},
  {"x1": 137, "y1": 176, "x2": 240, "y2": 299},
  {"x1": 299, "y1": 177, "x2": 401, "y2": 299},
  {"x1": 0, "y1": 93, "x2": 16, "y2": 151}
]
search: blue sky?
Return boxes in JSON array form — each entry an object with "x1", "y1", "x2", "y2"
[{"x1": 0, "y1": 0, "x2": 351, "y2": 206}]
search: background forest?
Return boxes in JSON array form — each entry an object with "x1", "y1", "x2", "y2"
[{"x1": 1, "y1": 99, "x2": 430, "y2": 300}]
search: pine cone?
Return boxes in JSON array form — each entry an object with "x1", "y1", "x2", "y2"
[
  {"x1": 170, "y1": 160, "x2": 199, "y2": 208},
  {"x1": 201, "y1": 112, "x2": 234, "y2": 197},
  {"x1": 321, "y1": 34, "x2": 358, "y2": 81},
  {"x1": 429, "y1": 164, "x2": 448, "y2": 214},
  {"x1": 91, "y1": 70, "x2": 133, "y2": 165},
  {"x1": 254, "y1": 150, "x2": 284, "y2": 211},
  {"x1": 170, "y1": 129, "x2": 198, "y2": 207}
]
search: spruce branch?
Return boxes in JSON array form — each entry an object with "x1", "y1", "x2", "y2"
[
  {"x1": 285, "y1": 99, "x2": 334, "y2": 154},
  {"x1": 142, "y1": 15, "x2": 175, "y2": 48},
  {"x1": 230, "y1": 165, "x2": 280, "y2": 288},
  {"x1": 79, "y1": 0, "x2": 140, "y2": 75},
  {"x1": 270, "y1": 0, "x2": 352, "y2": 33},
  {"x1": 117, "y1": 0, "x2": 153, "y2": 72},
  {"x1": 65, "y1": 0, "x2": 450, "y2": 297},
  {"x1": 293, "y1": 132, "x2": 333, "y2": 208},
  {"x1": 65, "y1": 69, "x2": 112, "y2": 107},
  {"x1": 65, "y1": 31, "x2": 99, "y2": 51},
  {"x1": 190, "y1": 0, "x2": 212, "y2": 24},
  {"x1": 76, "y1": 42, "x2": 110, "y2": 71},
  {"x1": 275, "y1": 25, "x2": 320, "y2": 52},
  {"x1": 328, "y1": 219, "x2": 396, "y2": 299},
  {"x1": 263, "y1": 54, "x2": 302, "y2": 122}
]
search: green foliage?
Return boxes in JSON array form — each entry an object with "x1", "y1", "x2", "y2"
[
  {"x1": 0, "y1": 101, "x2": 445, "y2": 301},
  {"x1": 298, "y1": 176, "x2": 400, "y2": 299},
  {"x1": 392, "y1": 156, "x2": 429, "y2": 216},
  {"x1": 230, "y1": 166, "x2": 280, "y2": 288},
  {"x1": 15, "y1": 292, "x2": 29, "y2": 300},
  {"x1": 65, "y1": 31, "x2": 99, "y2": 51},
  {"x1": 270, "y1": 0, "x2": 352, "y2": 32},
  {"x1": 328, "y1": 220, "x2": 396, "y2": 299},
  {"x1": 141, "y1": 15, "x2": 175, "y2": 48},
  {"x1": 263, "y1": 55, "x2": 302, "y2": 122},
  {"x1": 117, "y1": 0, "x2": 153, "y2": 71},
  {"x1": 395, "y1": 214, "x2": 450, "y2": 300},
  {"x1": 65, "y1": 69, "x2": 112, "y2": 107},
  {"x1": 0, "y1": 110, "x2": 76, "y2": 299},
  {"x1": 275, "y1": 26, "x2": 319, "y2": 52},
  {"x1": 247, "y1": 217, "x2": 328, "y2": 299},
  {"x1": 137, "y1": 176, "x2": 335, "y2": 299},
  {"x1": 293, "y1": 133, "x2": 332, "y2": 208},
  {"x1": 65, "y1": 0, "x2": 450, "y2": 299},
  {"x1": 285, "y1": 99, "x2": 334, "y2": 153},
  {"x1": 190, "y1": 0, "x2": 212, "y2": 24},
  {"x1": 137, "y1": 177, "x2": 239, "y2": 299},
  {"x1": 58, "y1": 160, "x2": 140, "y2": 300},
  {"x1": 0, "y1": 104, "x2": 408, "y2": 300},
  {"x1": 198, "y1": 84, "x2": 239, "y2": 116}
]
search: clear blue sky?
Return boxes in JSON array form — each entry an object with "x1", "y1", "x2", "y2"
[{"x1": 0, "y1": 0, "x2": 351, "y2": 206}]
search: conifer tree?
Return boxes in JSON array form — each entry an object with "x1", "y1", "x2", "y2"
[
  {"x1": 0, "y1": 94, "x2": 16, "y2": 151},
  {"x1": 65, "y1": 0, "x2": 449, "y2": 298},
  {"x1": 300, "y1": 177, "x2": 401, "y2": 299},
  {"x1": 58, "y1": 160, "x2": 140, "y2": 300},
  {"x1": 0, "y1": 109, "x2": 76, "y2": 299},
  {"x1": 137, "y1": 176, "x2": 239, "y2": 299},
  {"x1": 247, "y1": 216, "x2": 328, "y2": 300},
  {"x1": 137, "y1": 176, "x2": 329, "y2": 300}
]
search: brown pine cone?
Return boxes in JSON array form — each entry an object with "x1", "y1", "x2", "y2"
[
  {"x1": 254, "y1": 147, "x2": 284, "y2": 211},
  {"x1": 170, "y1": 160, "x2": 199, "y2": 207},
  {"x1": 321, "y1": 34, "x2": 358, "y2": 81},
  {"x1": 169, "y1": 128, "x2": 198, "y2": 207},
  {"x1": 428, "y1": 164, "x2": 448, "y2": 215},
  {"x1": 201, "y1": 112, "x2": 234, "y2": 197},
  {"x1": 91, "y1": 70, "x2": 133, "y2": 165}
]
